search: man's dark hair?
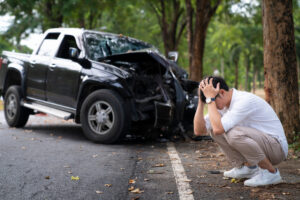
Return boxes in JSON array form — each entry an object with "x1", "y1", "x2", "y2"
[{"x1": 200, "y1": 76, "x2": 229, "y2": 103}]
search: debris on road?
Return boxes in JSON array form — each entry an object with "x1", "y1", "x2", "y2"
[
  {"x1": 147, "y1": 169, "x2": 164, "y2": 174},
  {"x1": 71, "y1": 176, "x2": 80, "y2": 181},
  {"x1": 130, "y1": 188, "x2": 144, "y2": 194},
  {"x1": 128, "y1": 186, "x2": 135, "y2": 191},
  {"x1": 104, "y1": 184, "x2": 112, "y2": 187},
  {"x1": 129, "y1": 179, "x2": 136, "y2": 184},
  {"x1": 153, "y1": 163, "x2": 165, "y2": 167},
  {"x1": 208, "y1": 170, "x2": 221, "y2": 174}
]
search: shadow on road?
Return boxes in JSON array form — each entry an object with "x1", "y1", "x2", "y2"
[
  {"x1": 23, "y1": 124, "x2": 87, "y2": 142},
  {"x1": 21, "y1": 123, "x2": 179, "y2": 146}
]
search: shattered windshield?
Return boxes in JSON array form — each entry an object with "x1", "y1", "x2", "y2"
[{"x1": 84, "y1": 32, "x2": 153, "y2": 61}]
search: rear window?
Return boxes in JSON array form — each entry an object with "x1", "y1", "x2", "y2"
[{"x1": 37, "y1": 33, "x2": 60, "y2": 57}]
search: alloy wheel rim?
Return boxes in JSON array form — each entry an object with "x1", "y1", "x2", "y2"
[
  {"x1": 6, "y1": 93, "x2": 17, "y2": 120},
  {"x1": 88, "y1": 101, "x2": 114, "y2": 135}
]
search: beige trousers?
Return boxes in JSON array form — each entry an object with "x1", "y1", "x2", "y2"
[{"x1": 210, "y1": 126, "x2": 286, "y2": 166}]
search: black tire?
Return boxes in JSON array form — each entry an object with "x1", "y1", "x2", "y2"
[
  {"x1": 4, "y1": 85, "x2": 30, "y2": 127},
  {"x1": 80, "y1": 89, "x2": 129, "y2": 144}
]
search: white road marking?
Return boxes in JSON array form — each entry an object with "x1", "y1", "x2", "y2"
[{"x1": 167, "y1": 142, "x2": 194, "y2": 200}]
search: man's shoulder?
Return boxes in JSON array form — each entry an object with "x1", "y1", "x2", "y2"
[
  {"x1": 235, "y1": 89, "x2": 262, "y2": 101},
  {"x1": 232, "y1": 89, "x2": 265, "y2": 108}
]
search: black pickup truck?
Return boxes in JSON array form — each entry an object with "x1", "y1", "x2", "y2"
[{"x1": 0, "y1": 28, "x2": 199, "y2": 143}]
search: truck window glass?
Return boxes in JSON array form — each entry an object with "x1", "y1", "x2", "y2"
[
  {"x1": 37, "y1": 33, "x2": 60, "y2": 57},
  {"x1": 56, "y1": 35, "x2": 80, "y2": 59},
  {"x1": 84, "y1": 32, "x2": 152, "y2": 61}
]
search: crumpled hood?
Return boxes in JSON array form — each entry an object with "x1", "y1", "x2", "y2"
[{"x1": 97, "y1": 50, "x2": 187, "y2": 78}]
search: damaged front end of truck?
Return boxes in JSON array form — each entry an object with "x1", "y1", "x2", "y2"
[
  {"x1": 98, "y1": 51, "x2": 199, "y2": 137},
  {"x1": 83, "y1": 31, "x2": 199, "y2": 139}
]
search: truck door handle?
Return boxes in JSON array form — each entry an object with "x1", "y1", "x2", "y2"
[
  {"x1": 30, "y1": 60, "x2": 36, "y2": 66},
  {"x1": 49, "y1": 63, "x2": 56, "y2": 71}
]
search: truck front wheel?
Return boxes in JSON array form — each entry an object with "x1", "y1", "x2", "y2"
[
  {"x1": 4, "y1": 86, "x2": 30, "y2": 127},
  {"x1": 80, "y1": 89, "x2": 129, "y2": 144}
]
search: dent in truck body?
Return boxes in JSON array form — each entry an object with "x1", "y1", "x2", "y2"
[{"x1": 95, "y1": 51, "x2": 188, "y2": 131}]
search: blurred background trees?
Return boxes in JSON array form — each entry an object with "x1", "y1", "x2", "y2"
[{"x1": 0, "y1": 0, "x2": 299, "y2": 141}]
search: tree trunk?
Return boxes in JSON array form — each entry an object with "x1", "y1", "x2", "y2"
[
  {"x1": 42, "y1": 0, "x2": 63, "y2": 30},
  {"x1": 245, "y1": 56, "x2": 250, "y2": 91},
  {"x1": 186, "y1": 0, "x2": 221, "y2": 81},
  {"x1": 78, "y1": 12, "x2": 85, "y2": 28},
  {"x1": 258, "y1": 70, "x2": 263, "y2": 88},
  {"x1": 298, "y1": 58, "x2": 300, "y2": 86},
  {"x1": 234, "y1": 61, "x2": 238, "y2": 89},
  {"x1": 190, "y1": 24, "x2": 207, "y2": 81},
  {"x1": 252, "y1": 66, "x2": 257, "y2": 94},
  {"x1": 262, "y1": 0, "x2": 300, "y2": 142},
  {"x1": 221, "y1": 57, "x2": 225, "y2": 78},
  {"x1": 185, "y1": 0, "x2": 193, "y2": 75},
  {"x1": 151, "y1": 0, "x2": 186, "y2": 56}
]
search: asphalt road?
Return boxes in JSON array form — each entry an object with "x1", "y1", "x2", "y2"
[
  {"x1": 0, "y1": 111, "x2": 180, "y2": 200},
  {"x1": 2, "y1": 111, "x2": 300, "y2": 200}
]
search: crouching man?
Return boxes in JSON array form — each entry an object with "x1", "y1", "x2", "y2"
[{"x1": 194, "y1": 76, "x2": 288, "y2": 187}]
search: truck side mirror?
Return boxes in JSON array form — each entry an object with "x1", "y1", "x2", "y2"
[
  {"x1": 69, "y1": 47, "x2": 79, "y2": 59},
  {"x1": 168, "y1": 51, "x2": 179, "y2": 63}
]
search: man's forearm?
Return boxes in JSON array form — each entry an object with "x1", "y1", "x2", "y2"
[
  {"x1": 207, "y1": 102, "x2": 224, "y2": 135},
  {"x1": 193, "y1": 101, "x2": 207, "y2": 135}
]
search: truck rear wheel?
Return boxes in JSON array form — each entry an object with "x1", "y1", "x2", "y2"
[
  {"x1": 80, "y1": 89, "x2": 129, "y2": 144},
  {"x1": 4, "y1": 86, "x2": 30, "y2": 127}
]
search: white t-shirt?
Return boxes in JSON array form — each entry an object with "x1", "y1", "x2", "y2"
[{"x1": 205, "y1": 89, "x2": 288, "y2": 157}]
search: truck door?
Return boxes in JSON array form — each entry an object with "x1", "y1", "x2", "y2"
[
  {"x1": 46, "y1": 35, "x2": 82, "y2": 108},
  {"x1": 27, "y1": 33, "x2": 60, "y2": 100}
]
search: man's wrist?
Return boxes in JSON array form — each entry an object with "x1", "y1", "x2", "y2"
[
  {"x1": 207, "y1": 101, "x2": 216, "y2": 106},
  {"x1": 205, "y1": 97, "x2": 216, "y2": 104}
]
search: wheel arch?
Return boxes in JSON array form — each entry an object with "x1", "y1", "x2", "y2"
[
  {"x1": 3, "y1": 66, "x2": 24, "y2": 99},
  {"x1": 75, "y1": 80, "x2": 132, "y2": 123}
]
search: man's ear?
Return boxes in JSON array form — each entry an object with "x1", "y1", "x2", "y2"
[{"x1": 219, "y1": 89, "x2": 225, "y2": 97}]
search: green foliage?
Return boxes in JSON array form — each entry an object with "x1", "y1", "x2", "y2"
[
  {"x1": 289, "y1": 132, "x2": 300, "y2": 152},
  {"x1": 0, "y1": 0, "x2": 299, "y2": 91},
  {"x1": 203, "y1": 0, "x2": 264, "y2": 89},
  {"x1": 0, "y1": 37, "x2": 13, "y2": 52},
  {"x1": 0, "y1": 36, "x2": 32, "y2": 54}
]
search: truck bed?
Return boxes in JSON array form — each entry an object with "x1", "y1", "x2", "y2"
[{"x1": 2, "y1": 51, "x2": 31, "y2": 63}]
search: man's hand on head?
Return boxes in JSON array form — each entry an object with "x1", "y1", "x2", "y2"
[{"x1": 200, "y1": 78, "x2": 220, "y2": 98}]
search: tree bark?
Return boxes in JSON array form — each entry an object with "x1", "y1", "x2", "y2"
[
  {"x1": 185, "y1": 0, "x2": 194, "y2": 75},
  {"x1": 42, "y1": 0, "x2": 63, "y2": 31},
  {"x1": 186, "y1": 0, "x2": 221, "y2": 81},
  {"x1": 78, "y1": 12, "x2": 85, "y2": 28},
  {"x1": 258, "y1": 70, "x2": 263, "y2": 88},
  {"x1": 234, "y1": 61, "x2": 238, "y2": 89},
  {"x1": 245, "y1": 56, "x2": 250, "y2": 91},
  {"x1": 151, "y1": 0, "x2": 186, "y2": 56},
  {"x1": 190, "y1": 23, "x2": 207, "y2": 81},
  {"x1": 252, "y1": 66, "x2": 257, "y2": 94},
  {"x1": 221, "y1": 57, "x2": 225, "y2": 78},
  {"x1": 262, "y1": 0, "x2": 300, "y2": 142}
]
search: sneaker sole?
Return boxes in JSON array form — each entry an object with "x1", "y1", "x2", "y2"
[
  {"x1": 224, "y1": 172, "x2": 258, "y2": 179},
  {"x1": 244, "y1": 179, "x2": 282, "y2": 187},
  {"x1": 224, "y1": 175, "x2": 252, "y2": 179},
  {"x1": 224, "y1": 169, "x2": 259, "y2": 179}
]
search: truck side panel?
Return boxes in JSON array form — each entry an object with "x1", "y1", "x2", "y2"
[
  {"x1": 0, "y1": 51, "x2": 30, "y2": 97},
  {"x1": 0, "y1": 55, "x2": 8, "y2": 96}
]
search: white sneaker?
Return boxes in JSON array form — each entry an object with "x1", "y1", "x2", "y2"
[
  {"x1": 224, "y1": 166, "x2": 259, "y2": 179},
  {"x1": 244, "y1": 168, "x2": 282, "y2": 187}
]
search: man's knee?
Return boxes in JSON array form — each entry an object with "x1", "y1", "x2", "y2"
[{"x1": 226, "y1": 126, "x2": 247, "y2": 146}]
